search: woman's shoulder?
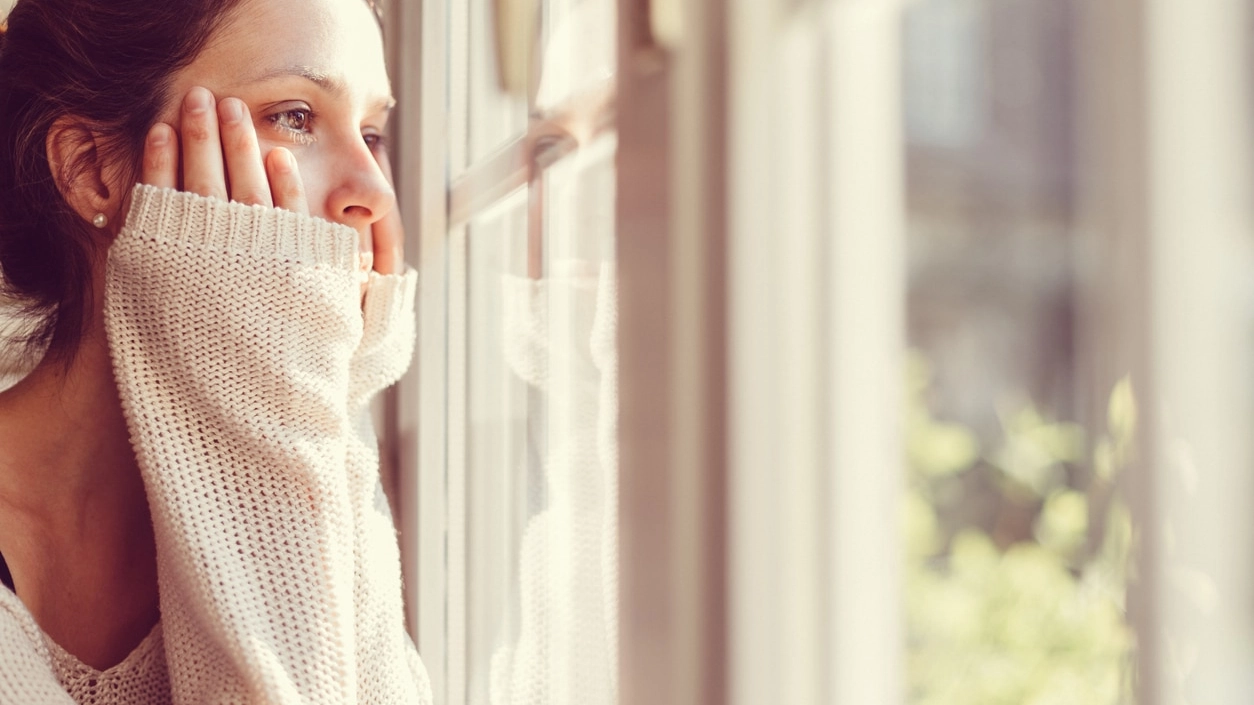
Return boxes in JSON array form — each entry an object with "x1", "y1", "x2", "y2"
[
  {"x1": 0, "y1": 589, "x2": 170, "y2": 704},
  {"x1": 0, "y1": 587, "x2": 70, "y2": 701},
  {"x1": 0, "y1": 586, "x2": 46, "y2": 652}
]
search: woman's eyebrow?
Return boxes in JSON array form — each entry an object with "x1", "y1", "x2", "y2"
[
  {"x1": 245, "y1": 65, "x2": 342, "y2": 93},
  {"x1": 240, "y1": 65, "x2": 395, "y2": 113}
]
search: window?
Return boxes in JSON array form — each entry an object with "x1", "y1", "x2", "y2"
[{"x1": 383, "y1": 0, "x2": 1254, "y2": 702}]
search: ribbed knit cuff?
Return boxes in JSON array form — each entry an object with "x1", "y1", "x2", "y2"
[
  {"x1": 122, "y1": 185, "x2": 359, "y2": 270},
  {"x1": 362, "y1": 268, "x2": 417, "y2": 343},
  {"x1": 349, "y1": 268, "x2": 418, "y2": 408}
]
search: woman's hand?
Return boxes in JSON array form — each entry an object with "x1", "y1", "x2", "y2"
[
  {"x1": 142, "y1": 87, "x2": 309, "y2": 215},
  {"x1": 368, "y1": 148, "x2": 404, "y2": 276}
]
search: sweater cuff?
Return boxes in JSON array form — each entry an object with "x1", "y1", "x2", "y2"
[
  {"x1": 349, "y1": 268, "x2": 418, "y2": 407},
  {"x1": 122, "y1": 184, "x2": 359, "y2": 270},
  {"x1": 362, "y1": 268, "x2": 418, "y2": 339}
]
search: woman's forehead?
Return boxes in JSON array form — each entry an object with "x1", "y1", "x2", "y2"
[{"x1": 179, "y1": 0, "x2": 390, "y2": 104}]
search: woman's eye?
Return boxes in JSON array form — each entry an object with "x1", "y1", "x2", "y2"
[
  {"x1": 363, "y1": 133, "x2": 388, "y2": 154},
  {"x1": 266, "y1": 107, "x2": 315, "y2": 145}
]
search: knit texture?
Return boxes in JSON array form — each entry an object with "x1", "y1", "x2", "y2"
[{"x1": 0, "y1": 185, "x2": 431, "y2": 704}]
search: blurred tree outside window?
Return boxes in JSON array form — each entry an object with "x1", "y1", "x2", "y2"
[{"x1": 902, "y1": 0, "x2": 1134, "y2": 701}]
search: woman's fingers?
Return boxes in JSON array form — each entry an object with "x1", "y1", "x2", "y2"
[
  {"x1": 370, "y1": 204, "x2": 404, "y2": 275},
  {"x1": 172, "y1": 88, "x2": 283, "y2": 209},
  {"x1": 370, "y1": 149, "x2": 404, "y2": 274},
  {"x1": 360, "y1": 229, "x2": 375, "y2": 273},
  {"x1": 265, "y1": 147, "x2": 309, "y2": 216},
  {"x1": 141, "y1": 123, "x2": 178, "y2": 189},
  {"x1": 218, "y1": 98, "x2": 272, "y2": 208},
  {"x1": 143, "y1": 91, "x2": 313, "y2": 233},
  {"x1": 179, "y1": 87, "x2": 228, "y2": 201},
  {"x1": 358, "y1": 230, "x2": 374, "y2": 299}
]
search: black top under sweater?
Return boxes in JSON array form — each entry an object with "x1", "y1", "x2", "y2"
[{"x1": 0, "y1": 551, "x2": 13, "y2": 593}]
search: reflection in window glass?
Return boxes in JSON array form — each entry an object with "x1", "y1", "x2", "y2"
[
  {"x1": 465, "y1": 136, "x2": 618, "y2": 705},
  {"x1": 460, "y1": 0, "x2": 618, "y2": 700},
  {"x1": 466, "y1": 189, "x2": 530, "y2": 705}
]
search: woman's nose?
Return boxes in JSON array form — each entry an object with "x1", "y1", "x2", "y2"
[{"x1": 326, "y1": 147, "x2": 396, "y2": 232}]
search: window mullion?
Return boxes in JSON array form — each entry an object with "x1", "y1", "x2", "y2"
[{"x1": 388, "y1": 0, "x2": 452, "y2": 700}]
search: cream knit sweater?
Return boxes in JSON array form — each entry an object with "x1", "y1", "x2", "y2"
[{"x1": 0, "y1": 185, "x2": 432, "y2": 705}]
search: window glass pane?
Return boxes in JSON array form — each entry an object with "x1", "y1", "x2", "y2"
[
  {"x1": 465, "y1": 189, "x2": 529, "y2": 705},
  {"x1": 902, "y1": 0, "x2": 1135, "y2": 702},
  {"x1": 534, "y1": 0, "x2": 616, "y2": 113},
  {"x1": 460, "y1": 0, "x2": 618, "y2": 698},
  {"x1": 544, "y1": 134, "x2": 616, "y2": 266},
  {"x1": 468, "y1": 0, "x2": 530, "y2": 163},
  {"x1": 463, "y1": 132, "x2": 618, "y2": 704}
]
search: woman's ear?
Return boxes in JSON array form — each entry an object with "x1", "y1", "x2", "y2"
[{"x1": 45, "y1": 117, "x2": 126, "y2": 232}]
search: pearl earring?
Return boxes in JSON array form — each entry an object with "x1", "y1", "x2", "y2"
[{"x1": 92, "y1": 213, "x2": 108, "y2": 229}]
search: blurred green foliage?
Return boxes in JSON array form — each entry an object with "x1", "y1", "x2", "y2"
[{"x1": 905, "y1": 353, "x2": 1136, "y2": 704}]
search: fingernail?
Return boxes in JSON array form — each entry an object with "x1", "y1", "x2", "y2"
[
  {"x1": 219, "y1": 98, "x2": 244, "y2": 125},
  {"x1": 148, "y1": 123, "x2": 169, "y2": 147},
  {"x1": 272, "y1": 148, "x2": 294, "y2": 174},
  {"x1": 184, "y1": 87, "x2": 212, "y2": 114}
]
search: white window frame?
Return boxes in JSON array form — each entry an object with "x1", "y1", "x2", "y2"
[
  {"x1": 382, "y1": 0, "x2": 451, "y2": 700},
  {"x1": 1079, "y1": 1, "x2": 1254, "y2": 702},
  {"x1": 618, "y1": 0, "x2": 909, "y2": 702}
]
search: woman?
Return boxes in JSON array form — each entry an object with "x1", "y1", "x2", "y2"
[{"x1": 0, "y1": 0, "x2": 432, "y2": 702}]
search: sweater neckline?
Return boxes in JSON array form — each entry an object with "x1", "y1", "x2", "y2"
[
  {"x1": 43, "y1": 619, "x2": 165, "y2": 682},
  {"x1": 0, "y1": 584, "x2": 164, "y2": 680}
]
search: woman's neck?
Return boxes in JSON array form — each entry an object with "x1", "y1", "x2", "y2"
[
  {"x1": 0, "y1": 326, "x2": 159, "y2": 670},
  {"x1": 0, "y1": 328, "x2": 140, "y2": 515}
]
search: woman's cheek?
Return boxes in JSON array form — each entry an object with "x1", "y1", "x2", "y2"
[{"x1": 292, "y1": 154, "x2": 333, "y2": 223}]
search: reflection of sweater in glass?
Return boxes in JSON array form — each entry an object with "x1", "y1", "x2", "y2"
[
  {"x1": 490, "y1": 263, "x2": 619, "y2": 705},
  {"x1": 0, "y1": 185, "x2": 432, "y2": 705}
]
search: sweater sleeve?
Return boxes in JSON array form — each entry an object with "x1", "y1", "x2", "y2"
[
  {"x1": 345, "y1": 270, "x2": 433, "y2": 705},
  {"x1": 104, "y1": 185, "x2": 426, "y2": 704}
]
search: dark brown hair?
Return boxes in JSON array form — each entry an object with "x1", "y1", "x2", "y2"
[{"x1": 0, "y1": 0, "x2": 246, "y2": 362}]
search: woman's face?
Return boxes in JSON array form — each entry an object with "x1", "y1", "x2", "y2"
[{"x1": 154, "y1": 0, "x2": 395, "y2": 235}]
